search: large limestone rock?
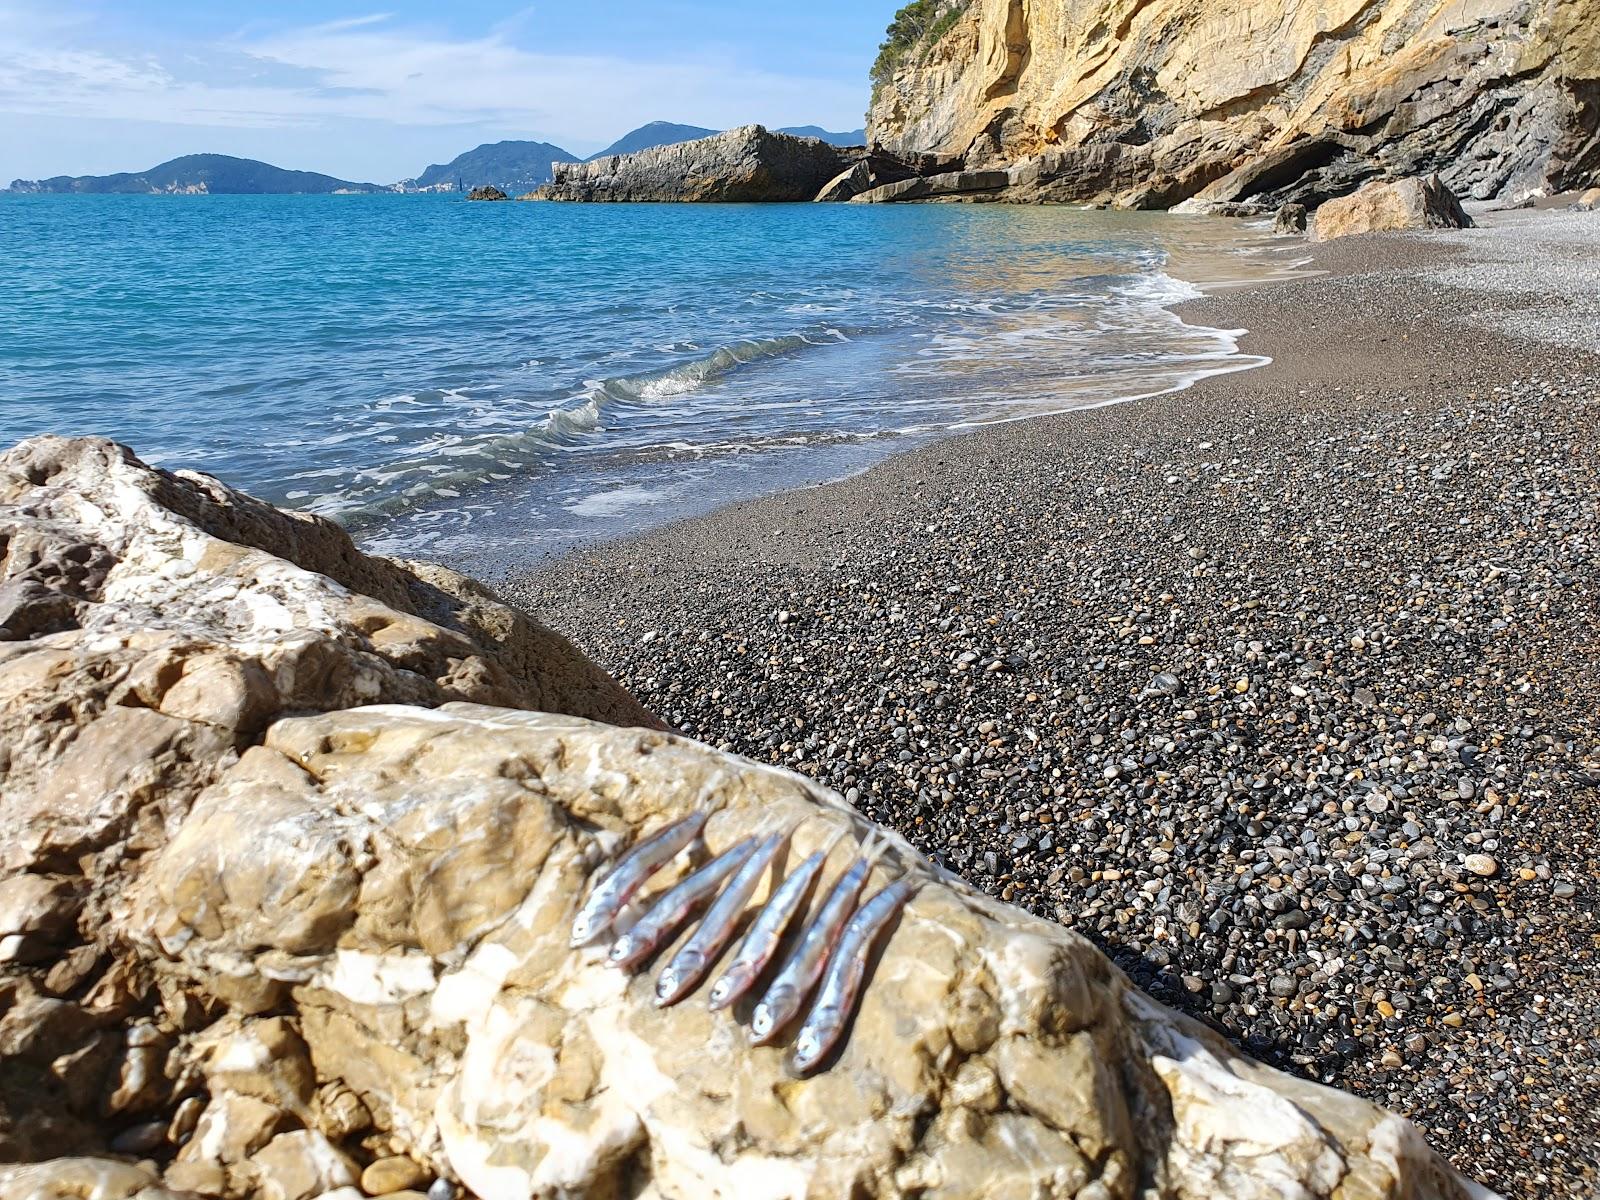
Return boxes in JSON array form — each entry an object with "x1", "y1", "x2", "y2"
[
  {"x1": 868, "y1": 0, "x2": 1599, "y2": 209},
  {"x1": 531, "y1": 126, "x2": 856, "y2": 203},
  {"x1": 0, "y1": 436, "x2": 1493, "y2": 1199},
  {"x1": 0, "y1": 434, "x2": 653, "y2": 1165},
  {"x1": 1312, "y1": 174, "x2": 1475, "y2": 240}
]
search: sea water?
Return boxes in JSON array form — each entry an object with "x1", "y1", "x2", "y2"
[{"x1": 0, "y1": 193, "x2": 1298, "y2": 577}]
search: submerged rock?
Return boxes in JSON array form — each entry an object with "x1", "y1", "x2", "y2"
[
  {"x1": 1312, "y1": 175, "x2": 1475, "y2": 241},
  {"x1": 531, "y1": 125, "x2": 855, "y2": 202},
  {"x1": 0, "y1": 436, "x2": 1493, "y2": 1199}
]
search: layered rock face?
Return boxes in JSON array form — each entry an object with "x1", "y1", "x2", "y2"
[
  {"x1": 0, "y1": 437, "x2": 1493, "y2": 1199},
  {"x1": 531, "y1": 126, "x2": 858, "y2": 202},
  {"x1": 867, "y1": 0, "x2": 1600, "y2": 209}
]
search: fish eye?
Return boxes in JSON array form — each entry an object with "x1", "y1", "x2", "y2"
[
  {"x1": 752, "y1": 1008, "x2": 771, "y2": 1035},
  {"x1": 656, "y1": 972, "x2": 675, "y2": 995},
  {"x1": 608, "y1": 939, "x2": 630, "y2": 961},
  {"x1": 796, "y1": 1032, "x2": 819, "y2": 1062},
  {"x1": 709, "y1": 979, "x2": 729, "y2": 1001}
]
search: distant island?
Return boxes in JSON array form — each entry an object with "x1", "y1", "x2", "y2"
[
  {"x1": 6, "y1": 153, "x2": 386, "y2": 195},
  {"x1": 6, "y1": 122, "x2": 869, "y2": 196}
]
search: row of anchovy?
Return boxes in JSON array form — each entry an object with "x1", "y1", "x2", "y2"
[{"x1": 569, "y1": 813, "x2": 917, "y2": 1073}]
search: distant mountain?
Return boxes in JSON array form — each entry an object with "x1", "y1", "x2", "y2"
[
  {"x1": 587, "y1": 122, "x2": 721, "y2": 161},
  {"x1": 401, "y1": 140, "x2": 579, "y2": 194},
  {"x1": 7, "y1": 153, "x2": 385, "y2": 195},
  {"x1": 777, "y1": 126, "x2": 868, "y2": 147}
]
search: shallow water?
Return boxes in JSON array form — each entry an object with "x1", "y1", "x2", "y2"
[{"x1": 0, "y1": 194, "x2": 1300, "y2": 577}]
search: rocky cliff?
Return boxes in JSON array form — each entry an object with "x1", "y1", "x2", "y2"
[
  {"x1": 866, "y1": 0, "x2": 1600, "y2": 209},
  {"x1": 530, "y1": 126, "x2": 860, "y2": 202},
  {"x1": 0, "y1": 437, "x2": 1494, "y2": 1200}
]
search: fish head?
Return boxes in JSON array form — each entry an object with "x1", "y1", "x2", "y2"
[
  {"x1": 750, "y1": 1001, "x2": 776, "y2": 1040},
  {"x1": 607, "y1": 935, "x2": 635, "y2": 965},
  {"x1": 791, "y1": 1025, "x2": 828, "y2": 1073},
  {"x1": 707, "y1": 970, "x2": 743, "y2": 1011},
  {"x1": 653, "y1": 968, "x2": 680, "y2": 1006},
  {"x1": 570, "y1": 912, "x2": 598, "y2": 946},
  {"x1": 655, "y1": 951, "x2": 703, "y2": 1007}
]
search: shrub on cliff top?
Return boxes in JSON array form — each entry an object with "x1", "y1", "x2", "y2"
[{"x1": 871, "y1": 0, "x2": 969, "y2": 92}]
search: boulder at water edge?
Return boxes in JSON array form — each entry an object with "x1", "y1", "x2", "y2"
[
  {"x1": 1312, "y1": 175, "x2": 1475, "y2": 241},
  {"x1": 0, "y1": 436, "x2": 1494, "y2": 1199}
]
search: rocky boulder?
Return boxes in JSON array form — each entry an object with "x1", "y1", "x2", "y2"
[
  {"x1": 465, "y1": 186, "x2": 508, "y2": 202},
  {"x1": 1312, "y1": 175, "x2": 1475, "y2": 241},
  {"x1": 848, "y1": 168, "x2": 1012, "y2": 204},
  {"x1": 0, "y1": 436, "x2": 1493, "y2": 1199},
  {"x1": 532, "y1": 126, "x2": 856, "y2": 203},
  {"x1": 1274, "y1": 203, "x2": 1310, "y2": 235},
  {"x1": 812, "y1": 152, "x2": 926, "y2": 201}
]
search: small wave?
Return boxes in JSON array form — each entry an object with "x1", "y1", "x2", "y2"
[
  {"x1": 319, "y1": 327, "x2": 849, "y2": 528},
  {"x1": 584, "y1": 330, "x2": 845, "y2": 404}
]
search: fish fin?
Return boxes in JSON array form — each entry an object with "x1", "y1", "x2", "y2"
[
  {"x1": 861, "y1": 826, "x2": 895, "y2": 866},
  {"x1": 820, "y1": 823, "x2": 853, "y2": 857}
]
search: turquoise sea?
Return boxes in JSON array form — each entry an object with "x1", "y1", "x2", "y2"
[{"x1": 0, "y1": 194, "x2": 1292, "y2": 575}]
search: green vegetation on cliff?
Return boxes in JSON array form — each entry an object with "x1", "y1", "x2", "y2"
[{"x1": 871, "y1": 0, "x2": 968, "y2": 92}]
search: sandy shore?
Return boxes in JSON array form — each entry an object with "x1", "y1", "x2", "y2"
[{"x1": 508, "y1": 207, "x2": 1600, "y2": 1198}]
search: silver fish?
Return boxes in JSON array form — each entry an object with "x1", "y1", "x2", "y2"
[
  {"x1": 790, "y1": 875, "x2": 918, "y2": 1074},
  {"x1": 749, "y1": 855, "x2": 872, "y2": 1045},
  {"x1": 609, "y1": 838, "x2": 757, "y2": 971},
  {"x1": 706, "y1": 847, "x2": 829, "y2": 1012},
  {"x1": 570, "y1": 811, "x2": 708, "y2": 947},
  {"x1": 655, "y1": 827, "x2": 790, "y2": 1007}
]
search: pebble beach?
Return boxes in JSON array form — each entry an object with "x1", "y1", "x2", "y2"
[{"x1": 509, "y1": 208, "x2": 1599, "y2": 1198}]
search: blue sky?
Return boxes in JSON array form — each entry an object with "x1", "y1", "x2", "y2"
[{"x1": 0, "y1": 1, "x2": 887, "y2": 183}]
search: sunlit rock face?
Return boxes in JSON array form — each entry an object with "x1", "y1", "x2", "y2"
[
  {"x1": 867, "y1": 0, "x2": 1600, "y2": 209},
  {"x1": 0, "y1": 437, "x2": 1492, "y2": 1199}
]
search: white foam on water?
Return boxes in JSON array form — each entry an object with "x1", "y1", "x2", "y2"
[{"x1": 565, "y1": 483, "x2": 672, "y2": 517}]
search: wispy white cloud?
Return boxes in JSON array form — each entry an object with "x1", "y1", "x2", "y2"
[{"x1": 0, "y1": 5, "x2": 864, "y2": 144}]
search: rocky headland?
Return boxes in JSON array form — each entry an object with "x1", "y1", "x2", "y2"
[
  {"x1": 0, "y1": 435, "x2": 1499, "y2": 1198},
  {"x1": 864, "y1": 0, "x2": 1599, "y2": 210},
  {"x1": 513, "y1": 1, "x2": 1596, "y2": 220}
]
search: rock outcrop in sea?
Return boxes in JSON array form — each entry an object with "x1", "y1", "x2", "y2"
[
  {"x1": 0, "y1": 436, "x2": 1495, "y2": 1199},
  {"x1": 865, "y1": 0, "x2": 1599, "y2": 209},
  {"x1": 530, "y1": 126, "x2": 861, "y2": 203}
]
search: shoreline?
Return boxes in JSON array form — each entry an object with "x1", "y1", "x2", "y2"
[
  {"x1": 508, "y1": 207, "x2": 1600, "y2": 1197},
  {"x1": 415, "y1": 214, "x2": 1316, "y2": 582}
]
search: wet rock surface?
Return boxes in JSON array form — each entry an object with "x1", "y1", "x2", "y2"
[{"x1": 0, "y1": 435, "x2": 1492, "y2": 1197}]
